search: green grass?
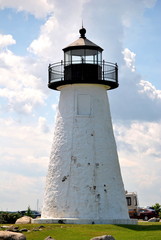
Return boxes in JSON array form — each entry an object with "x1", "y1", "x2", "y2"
[{"x1": 1, "y1": 222, "x2": 161, "y2": 240}]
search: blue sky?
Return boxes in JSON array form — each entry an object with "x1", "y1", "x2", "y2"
[
  {"x1": 0, "y1": 9, "x2": 45, "y2": 55},
  {"x1": 123, "y1": 0, "x2": 161, "y2": 89},
  {"x1": 0, "y1": 0, "x2": 161, "y2": 212}
]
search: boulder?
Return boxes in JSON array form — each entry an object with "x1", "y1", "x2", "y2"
[
  {"x1": 90, "y1": 235, "x2": 116, "y2": 240},
  {"x1": 148, "y1": 217, "x2": 160, "y2": 222},
  {"x1": 0, "y1": 231, "x2": 26, "y2": 240},
  {"x1": 15, "y1": 216, "x2": 32, "y2": 224}
]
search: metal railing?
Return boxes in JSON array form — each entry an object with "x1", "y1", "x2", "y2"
[{"x1": 48, "y1": 60, "x2": 118, "y2": 84}]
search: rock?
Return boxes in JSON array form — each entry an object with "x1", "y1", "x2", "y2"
[
  {"x1": 12, "y1": 227, "x2": 19, "y2": 231},
  {"x1": 90, "y1": 235, "x2": 116, "y2": 240},
  {"x1": 148, "y1": 217, "x2": 160, "y2": 222},
  {"x1": 15, "y1": 216, "x2": 32, "y2": 224},
  {"x1": 32, "y1": 228, "x2": 39, "y2": 231},
  {"x1": 39, "y1": 225, "x2": 45, "y2": 229},
  {"x1": 6, "y1": 229, "x2": 20, "y2": 233},
  {"x1": 0, "y1": 226, "x2": 14, "y2": 230},
  {"x1": 44, "y1": 236, "x2": 56, "y2": 240},
  {"x1": 6, "y1": 226, "x2": 20, "y2": 233},
  {"x1": 0, "y1": 231, "x2": 26, "y2": 240},
  {"x1": 20, "y1": 229, "x2": 28, "y2": 232}
]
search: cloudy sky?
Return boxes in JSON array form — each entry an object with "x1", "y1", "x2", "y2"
[{"x1": 0, "y1": 0, "x2": 161, "y2": 212}]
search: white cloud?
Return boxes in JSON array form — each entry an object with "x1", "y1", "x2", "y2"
[
  {"x1": 143, "y1": 0, "x2": 157, "y2": 8},
  {"x1": 122, "y1": 48, "x2": 136, "y2": 72},
  {"x1": 27, "y1": 0, "x2": 157, "y2": 64},
  {"x1": 0, "y1": 171, "x2": 45, "y2": 211},
  {"x1": 28, "y1": 0, "x2": 91, "y2": 60},
  {"x1": 38, "y1": 116, "x2": 50, "y2": 133},
  {"x1": 0, "y1": 117, "x2": 52, "y2": 158},
  {"x1": 0, "y1": 87, "x2": 46, "y2": 113},
  {"x1": 0, "y1": 34, "x2": 16, "y2": 48},
  {"x1": 0, "y1": 0, "x2": 54, "y2": 18},
  {"x1": 0, "y1": 116, "x2": 53, "y2": 210},
  {"x1": 52, "y1": 103, "x2": 58, "y2": 111},
  {"x1": 114, "y1": 120, "x2": 161, "y2": 205},
  {"x1": 120, "y1": 0, "x2": 156, "y2": 27},
  {"x1": 115, "y1": 121, "x2": 161, "y2": 158},
  {"x1": 139, "y1": 80, "x2": 161, "y2": 100},
  {"x1": 28, "y1": 15, "x2": 58, "y2": 58},
  {"x1": 0, "y1": 49, "x2": 47, "y2": 114},
  {"x1": 109, "y1": 61, "x2": 161, "y2": 122}
]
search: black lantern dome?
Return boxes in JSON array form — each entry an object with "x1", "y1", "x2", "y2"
[{"x1": 48, "y1": 28, "x2": 118, "y2": 90}]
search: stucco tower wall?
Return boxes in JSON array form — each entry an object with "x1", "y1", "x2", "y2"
[{"x1": 41, "y1": 84, "x2": 129, "y2": 221}]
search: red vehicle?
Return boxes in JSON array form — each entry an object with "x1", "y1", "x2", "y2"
[{"x1": 137, "y1": 208, "x2": 159, "y2": 221}]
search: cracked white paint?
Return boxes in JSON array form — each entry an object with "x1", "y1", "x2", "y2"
[{"x1": 41, "y1": 84, "x2": 130, "y2": 223}]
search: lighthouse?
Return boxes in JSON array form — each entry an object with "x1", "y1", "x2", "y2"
[{"x1": 36, "y1": 28, "x2": 136, "y2": 224}]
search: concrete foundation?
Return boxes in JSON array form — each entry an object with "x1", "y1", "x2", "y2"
[{"x1": 32, "y1": 218, "x2": 137, "y2": 225}]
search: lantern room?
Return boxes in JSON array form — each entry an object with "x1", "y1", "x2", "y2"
[
  {"x1": 64, "y1": 28, "x2": 102, "y2": 65},
  {"x1": 48, "y1": 27, "x2": 118, "y2": 90}
]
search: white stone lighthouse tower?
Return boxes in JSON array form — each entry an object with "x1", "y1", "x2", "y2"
[{"x1": 37, "y1": 28, "x2": 136, "y2": 224}]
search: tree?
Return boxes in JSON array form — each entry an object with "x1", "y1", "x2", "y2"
[
  {"x1": 152, "y1": 203, "x2": 161, "y2": 215},
  {"x1": 25, "y1": 206, "x2": 33, "y2": 218}
]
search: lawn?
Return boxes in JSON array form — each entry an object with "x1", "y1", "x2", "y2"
[{"x1": 1, "y1": 222, "x2": 161, "y2": 240}]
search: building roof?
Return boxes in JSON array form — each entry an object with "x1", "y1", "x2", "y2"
[{"x1": 63, "y1": 28, "x2": 103, "y2": 52}]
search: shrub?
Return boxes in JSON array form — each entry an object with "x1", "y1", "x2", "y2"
[{"x1": 0, "y1": 211, "x2": 21, "y2": 224}]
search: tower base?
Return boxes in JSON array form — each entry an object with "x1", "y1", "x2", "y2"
[{"x1": 32, "y1": 217, "x2": 137, "y2": 225}]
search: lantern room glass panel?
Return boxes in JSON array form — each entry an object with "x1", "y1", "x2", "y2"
[
  {"x1": 64, "y1": 50, "x2": 72, "y2": 66},
  {"x1": 72, "y1": 49, "x2": 85, "y2": 63},
  {"x1": 97, "y1": 51, "x2": 102, "y2": 65},
  {"x1": 64, "y1": 49, "x2": 102, "y2": 66}
]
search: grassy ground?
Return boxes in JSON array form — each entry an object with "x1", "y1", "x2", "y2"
[{"x1": 1, "y1": 222, "x2": 161, "y2": 240}]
